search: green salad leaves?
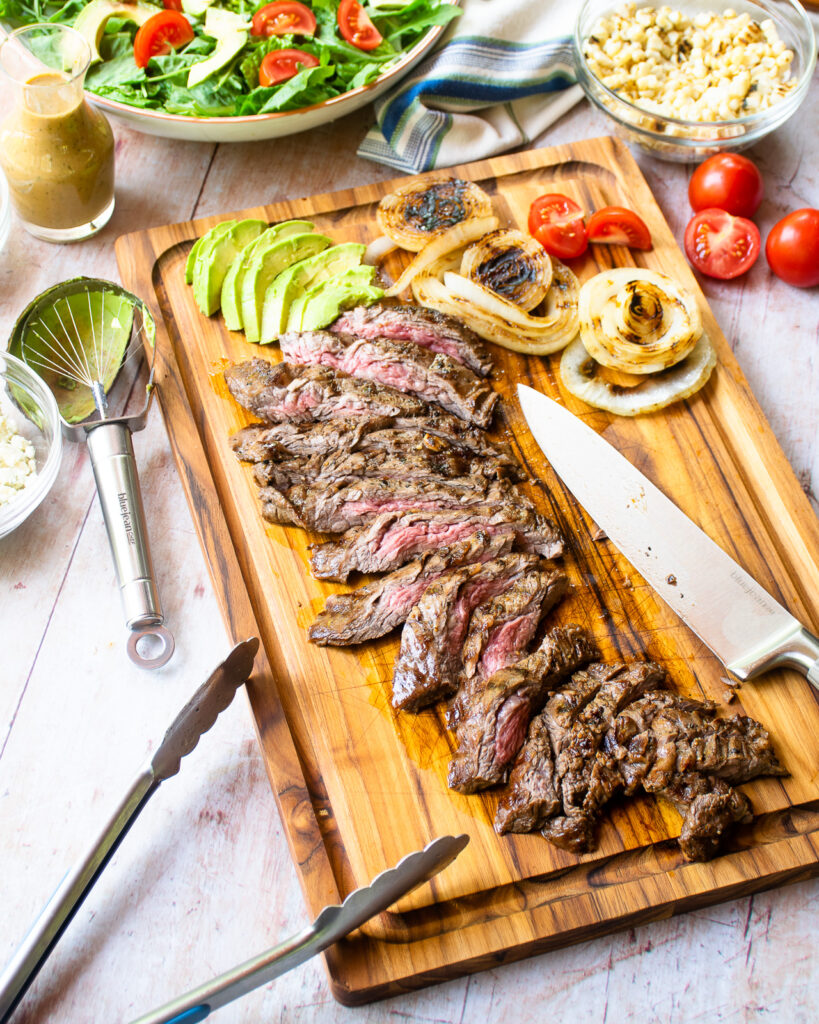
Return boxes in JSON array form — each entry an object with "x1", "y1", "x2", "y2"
[{"x1": 0, "y1": 0, "x2": 459, "y2": 118}]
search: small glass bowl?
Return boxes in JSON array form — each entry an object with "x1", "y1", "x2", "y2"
[
  {"x1": 574, "y1": 0, "x2": 816, "y2": 161},
  {"x1": 0, "y1": 174, "x2": 9, "y2": 254},
  {"x1": 0, "y1": 351, "x2": 62, "y2": 539}
]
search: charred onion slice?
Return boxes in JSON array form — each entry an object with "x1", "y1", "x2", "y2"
[
  {"x1": 460, "y1": 229, "x2": 552, "y2": 311},
  {"x1": 385, "y1": 216, "x2": 499, "y2": 298},
  {"x1": 413, "y1": 259, "x2": 580, "y2": 354},
  {"x1": 579, "y1": 268, "x2": 702, "y2": 375},
  {"x1": 560, "y1": 333, "x2": 716, "y2": 415},
  {"x1": 376, "y1": 178, "x2": 494, "y2": 252}
]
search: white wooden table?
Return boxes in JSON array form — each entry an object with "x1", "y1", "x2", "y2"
[{"x1": 2, "y1": 73, "x2": 818, "y2": 1024}]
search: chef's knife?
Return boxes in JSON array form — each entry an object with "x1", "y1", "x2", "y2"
[
  {"x1": 517, "y1": 385, "x2": 819, "y2": 688},
  {"x1": 0, "y1": 637, "x2": 260, "y2": 1023}
]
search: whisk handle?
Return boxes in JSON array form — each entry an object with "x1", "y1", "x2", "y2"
[{"x1": 86, "y1": 422, "x2": 174, "y2": 669}]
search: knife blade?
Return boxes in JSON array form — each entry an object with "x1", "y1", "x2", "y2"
[{"x1": 517, "y1": 384, "x2": 819, "y2": 687}]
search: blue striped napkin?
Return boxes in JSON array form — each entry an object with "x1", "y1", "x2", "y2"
[{"x1": 357, "y1": 0, "x2": 583, "y2": 173}]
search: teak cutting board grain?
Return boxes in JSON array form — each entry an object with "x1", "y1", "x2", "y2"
[{"x1": 116, "y1": 136, "x2": 819, "y2": 1005}]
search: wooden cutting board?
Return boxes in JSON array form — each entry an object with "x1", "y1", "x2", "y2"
[{"x1": 116, "y1": 136, "x2": 819, "y2": 1005}]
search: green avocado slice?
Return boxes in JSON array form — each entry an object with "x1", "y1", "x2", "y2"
[
  {"x1": 287, "y1": 266, "x2": 383, "y2": 333},
  {"x1": 74, "y1": 0, "x2": 162, "y2": 62},
  {"x1": 221, "y1": 220, "x2": 315, "y2": 332},
  {"x1": 260, "y1": 243, "x2": 366, "y2": 344},
  {"x1": 192, "y1": 219, "x2": 267, "y2": 316},
  {"x1": 240, "y1": 233, "x2": 333, "y2": 343},
  {"x1": 185, "y1": 220, "x2": 236, "y2": 285}
]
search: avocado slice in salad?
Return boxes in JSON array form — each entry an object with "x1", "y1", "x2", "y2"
[
  {"x1": 182, "y1": 0, "x2": 214, "y2": 15},
  {"x1": 74, "y1": 0, "x2": 162, "y2": 62},
  {"x1": 185, "y1": 220, "x2": 236, "y2": 285},
  {"x1": 241, "y1": 233, "x2": 333, "y2": 343},
  {"x1": 192, "y1": 218, "x2": 267, "y2": 316},
  {"x1": 187, "y1": 7, "x2": 249, "y2": 89},
  {"x1": 220, "y1": 220, "x2": 315, "y2": 332},
  {"x1": 260, "y1": 243, "x2": 366, "y2": 344},
  {"x1": 287, "y1": 266, "x2": 383, "y2": 333}
]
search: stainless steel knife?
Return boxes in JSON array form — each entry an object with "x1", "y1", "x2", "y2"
[{"x1": 517, "y1": 384, "x2": 819, "y2": 688}]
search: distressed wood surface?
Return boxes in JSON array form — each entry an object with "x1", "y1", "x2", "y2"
[{"x1": 2, "y1": 72, "x2": 818, "y2": 1024}]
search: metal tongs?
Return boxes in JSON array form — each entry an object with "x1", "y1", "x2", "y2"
[{"x1": 0, "y1": 636, "x2": 468, "y2": 1022}]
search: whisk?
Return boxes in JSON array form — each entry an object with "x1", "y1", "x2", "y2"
[{"x1": 9, "y1": 277, "x2": 174, "y2": 669}]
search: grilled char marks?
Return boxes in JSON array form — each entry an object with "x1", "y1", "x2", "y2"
[
  {"x1": 447, "y1": 625, "x2": 599, "y2": 794},
  {"x1": 308, "y1": 531, "x2": 517, "y2": 646},
  {"x1": 310, "y1": 504, "x2": 563, "y2": 583},
  {"x1": 278, "y1": 331, "x2": 498, "y2": 428},
  {"x1": 329, "y1": 304, "x2": 493, "y2": 377}
]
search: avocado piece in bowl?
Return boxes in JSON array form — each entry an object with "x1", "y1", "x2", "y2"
[
  {"x1": 287, "y1": 266, "x2": 383, "y2": 333},
  {"x1": 221, "y1": 220, "x2": 314, "y2": 332},
  {"x1": 188, "y1": 7, "x2": 249, "y2": 89},
  {"x1": 240, "y1": 233, "x2": 333, "y2": 342},
  {"x1": 192, "y1": 218, "x2": 267, "y2": 316},
  {"x1": 74, "y1": 0, "x2": 162, "y2": 62},
  {"x1": 260, "y1": 242, "x2": 366, "y2": 344}
]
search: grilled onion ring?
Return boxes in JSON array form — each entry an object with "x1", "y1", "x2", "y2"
[
  {"x1": 376, "y1": 179, "x2": 495, "y2": 252},
  {"x1": 384, "y1": 216, "x2": 499, "y2": 298},
  {"x1": 579, "y1": 268, "x2": 702, "y2": 375},
  {"x1": 460, "y1": 229, "x2": 552, "y2": 311},
  {"x1": 560, "y1": 333, "x2": 717, "y2": 415}
]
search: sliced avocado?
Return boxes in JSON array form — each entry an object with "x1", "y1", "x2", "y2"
[
  {"x1": 288, "y1": 267, "x2": 383, "y2": 333},
  {"x1": 221, "y1": 220, "x2": 314, "y2": 332},
  {"x1": 188, "y1": 7, "x2": 249, "y2": 89},
  {"x1": 192, "y1": 218, "x2": 267, "y2": 316},
  {"x1": 241, "y1": 233, "x2": 333, "y2": 343},
  {"x1": 74, "y1": 0, "x2": 162, "y2": 62},
  {"x1": 185, "y1": 220, "x2": 236, "y2": 285},
  {"x1": 182, "y1": 0, "x2": 213, "y2": 15},
  {"x1": 260, "y1": 243, "x2": 366, "y2": 344}
]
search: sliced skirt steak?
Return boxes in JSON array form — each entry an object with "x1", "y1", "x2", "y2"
[{"x1": 278, "y1": 331, "x2": 497, "y2": 427}]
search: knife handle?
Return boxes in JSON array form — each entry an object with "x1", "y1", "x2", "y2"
[{"x1": 739, "y1": 624, "x2": 819, "y2": 687}]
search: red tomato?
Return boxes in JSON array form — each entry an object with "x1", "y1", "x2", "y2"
[
  {"x1": 133, "y1": 10, "x2": 193, "y2": 68},
  {"x1": 684, "y1": 208, "x2": 761, "y2": 279},
  {"x1": 586, "y1": 206, "x2": 652, "y2": 250},
  {"x1": 527, "y1": 193, "x2": 588, "y2": 259},
  {"x1": 765, "y1": 208, "x2": 819, "y2": 288},
  {"x1": 252, "y1": 1, "x2": 316, "y2": 37},
  {"x1": 337, "y1": 0, "x2": 382, "y2": 51},
  {"x1": 688, "y1": 154, "x2": 764, "y2": 219},
  {"x1": 258, "y1": 47, "x2": 319, "y2": 85},
  {"x1": 162, "y1": 0, "x2": 183, "y2": 9}
]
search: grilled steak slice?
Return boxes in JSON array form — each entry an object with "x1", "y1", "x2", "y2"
[
  {"x1": 259, "y1": 476, "x2": 514, "y2": 533},
  {"x1": 231, "y1": 416, "x2": 521, "y2": 476},
  {"x1": 447, "y1": 625, "x2": 598, "y2": 794},
  {"x1": 461, "y1": 569, "x2": 570, "y2": 682},
  {"x1": 494, "y1": 712, "x2": 560, "y2": 834},
  {"x1": 278, "y1": 331, "x2": 497, "y2": 427},
  {"x1": 224, "y1": 359, "x2": 427, "y2": 423},
  {"x1": 392, "y1": 554, "x2": 543, "y2": 712},
  {"x1": 540, "y1": 662, "x2": 666, "y2": 853},
  {"x1": 308, "y1": 531, "x2": 515, "y2": 646},
  {"x1": 330, "y1": 304, "x2": 493, "y2": 377},
  {"x1": 494, "y1": 670, "x2": 605, "y2": 834},
  {"x1": 668, "y1": 775, "x2": 752, "y2": 862},
  {"x1": 310, "y1": 504, "x2": 563, "y2": 582}
]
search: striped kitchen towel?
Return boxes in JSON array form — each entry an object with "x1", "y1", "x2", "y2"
[{"x1": 357, "y1": 0, "x2": 583, "y2": 173}]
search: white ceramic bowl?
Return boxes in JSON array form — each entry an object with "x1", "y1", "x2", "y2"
[
  {"x1": 0, "y1": 351, "x2": 62, "y2": 539},
  {"x1": 86, "y1": 8, "x2": 455, "y2": 143}
]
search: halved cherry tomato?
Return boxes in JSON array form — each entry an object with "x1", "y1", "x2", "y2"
[
  {"x1": 133, "y1": 10, "x2": 193, "y2": 68},
  {"x1": 337, "y1": 0, "x2": 382, "y2": 51},
  {"x1": 162, "y1": 0, "x2": 183, "y2": 9},
  {"x1": 252, "y1": 1, "x2": 316, "y2": 37},
  {"x1": 684, "y1": 208, "x2": 760, "y2": 279},
  {"x1": 258, "y1": 47, "x2": 319, "y2": 86},
  {"x1": 527, "y1": 193, "x2": 587, "y2": 259},
  {"x1": 586, "y1": 206, "x2": 652, "y2": 250},
  {"x1": 765, "y1": 208, "x2": 819, "y2": 288},
  {"x1": 689, "y1": 153, "x2": 763, "y2": 219}
]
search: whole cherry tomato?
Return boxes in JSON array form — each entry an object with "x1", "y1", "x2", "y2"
[
  {"x1": 688, "y1": 154, "x2": 764, "y2": 219},
  {"x1": 765, "y1": 209, "x2": 819, "y2": 288}
]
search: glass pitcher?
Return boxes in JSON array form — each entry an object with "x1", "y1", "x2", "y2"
[{"x1": 0, "y1": 24, "x2": 115, "y2": 243}]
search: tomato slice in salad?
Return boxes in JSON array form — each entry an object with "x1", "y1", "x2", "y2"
[
  {"x1": 252, "y1": 1, "x2": 317, "y2": 37},
  {"x1": 162, "y1": 0, "x2": 183, "y2": 9},
  {"x1": 527, "y1": 193, "x2": 588, "y2": 259},
  {"x1": 133, "y1": 10, "x2": 194, "y2": 68},
  {"x1": 586, "y1": 206, "x2": 652, "y2": 250},
  {"x1": 337, "y1": 0, "x2": 383, "y2": 51},
  {"x1": 683, "y1": 208, "x2": 760, "y2": 279},
  {"x1": 258, "y1": 47, "x2": 320, "y2": 86}
]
